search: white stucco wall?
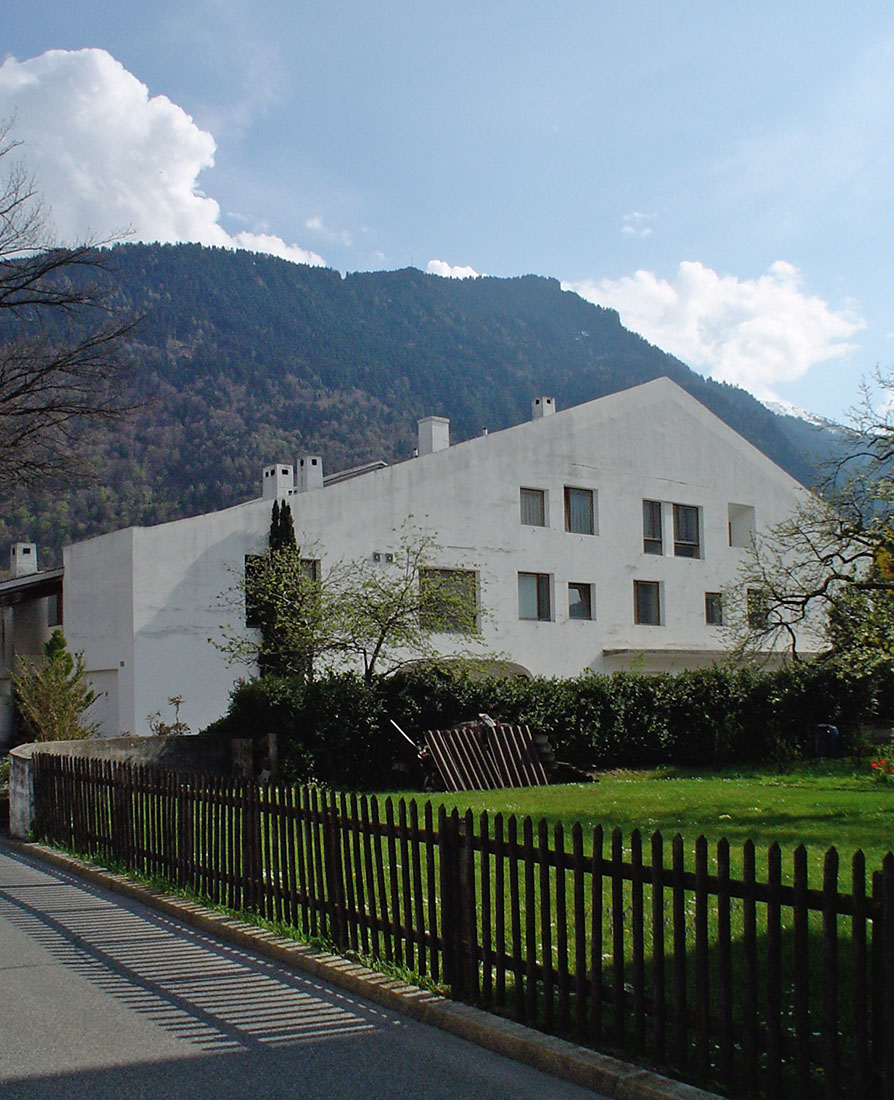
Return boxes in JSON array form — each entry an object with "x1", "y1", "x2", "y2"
[
  {"x1": 63, "y1": 527, "x2": 136, "y2": 734},
  {"x1": 62, "y1": 379, "x2": 816, "y2": 736}
]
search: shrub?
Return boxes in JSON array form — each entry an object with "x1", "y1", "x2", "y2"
[{"x1": 205, "y1": 655, "x2": 891, "y2": 789}]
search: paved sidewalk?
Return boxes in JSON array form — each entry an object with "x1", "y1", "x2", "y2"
[{"x1": 0, "y1": 843, "x2": 606, "y2": 1099}]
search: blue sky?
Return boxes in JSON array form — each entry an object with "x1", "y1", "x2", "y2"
[{"x1": 3, "y1": 2, "x2": 892, "y2": 420}]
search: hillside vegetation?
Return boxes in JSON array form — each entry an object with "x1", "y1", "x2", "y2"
[{"x1": 1, "y1": 243, "x2": 840, "y2": 565}]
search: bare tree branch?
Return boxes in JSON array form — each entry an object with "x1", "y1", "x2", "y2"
[{"x1": 0, "y1": 119, "x2": 137, "y2": 492}]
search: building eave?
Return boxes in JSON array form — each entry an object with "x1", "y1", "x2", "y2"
[{"x1": 0, "y1": 568, "x2": 64, "y2": 608}]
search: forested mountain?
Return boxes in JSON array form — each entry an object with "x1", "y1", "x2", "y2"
[{"x1": 1, "y1": 243, "x2": 840, "y2": 567}]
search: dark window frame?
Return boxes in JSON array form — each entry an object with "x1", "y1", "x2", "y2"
[
  {"x1": 564, "y1": 486, "x2": 595, "y2": 535},
  {"x1": 520, "y1": 487, "x2": 547, "y2": 527},
  {"x1": 643, "y1": 500, "x2": 663, "y2": 554},
  {"x1": 634, "y1": 580, "x2": 661, "y2": 625},
  {"x1": 673, "y1": 503, "x2": 701, "y2": 558},
  {"x1": 568, "y1": 582, "x2": 594, "y2": 620},
  {"x1": 518, "y1": 571, "x2": 552, "y2": 621}
]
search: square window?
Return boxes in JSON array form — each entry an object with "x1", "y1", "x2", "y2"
[
  {"x1": 520, "y1": 487, "x2": 546, "y2": 527},
  {"x1": 643, "y1": 500, "x2": 663, "y2": 554},
  {"x1": 518, "y1": 572, "x2": 551, "y2": 620},
  {"x1": 568, "y1": 582, "x2": 593, "y2": 620},
  {"x1": 48, "y1": 592, "x2": 63, "y2": 628},
  {"x1": 673, "y1": 504, "x2": 701, "y2": 558},
  {"x1": 705, "y1": 592, "x2": 723, "y2": 626},
  {"x1": 419, "y1": 568, "x2": 478, "y2": 633},
  {"x1": 729, "y1": 503, "x2": 756, "y2": 548},
  {"x1": 564, "y1": 487, "x2": 595, "y2": 534},
  {"x1": 634, "y1": 580, "x2": 661, "y2": 625}
]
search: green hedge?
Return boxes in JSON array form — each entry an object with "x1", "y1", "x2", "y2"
[{"x1": 203, "y1": 658, "x2": 894, "y2": 790}]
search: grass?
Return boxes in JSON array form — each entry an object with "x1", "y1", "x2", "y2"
[{"x1": 380, "y1": 760, "x2": 894, "y2": 884}]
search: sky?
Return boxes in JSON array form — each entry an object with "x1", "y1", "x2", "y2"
[{"x1": 2, "y1": 2, "x2": 892, "y2": 422}]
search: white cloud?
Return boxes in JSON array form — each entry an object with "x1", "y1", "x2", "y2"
[
  {"x1": 621, "y1": 211, "x2": 654, "y2": 239},
  {"x1": 426, "y1": 259, "x2": 480, "y2": 279},
  {"x1": 0, "y1": 48, "x2": 325, "y2": 266},
  {"x1": 305, "y1": 214, "x2": 353, "y2": 247},
  {"x1": 565, "y1": 260, "x2": 864, "y2": 401}
]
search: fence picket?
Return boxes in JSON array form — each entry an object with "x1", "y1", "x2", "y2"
[
  {"x1": 424, "y1": 801, "x2": 439, "y2": 982},
  {"x1": 822, "y1": 847, "x2": 839, "y2": 1100},
  {"x1": 399, "y1": 800, "x2": 414, "y2": 970},
  {"x1": 508, "y1": 816, "x2": 524, "y2": 1019},
  {"x1": 590, "y1": 825, "x2": 604, "y2": 1045},
  {"x1": 480, "y1": 811, "x2": 493, "y2": 1004},
  {"x1": 742, "y1": 839, "x2": 758, "y2": 1093},
  {"x1": 695, "y1": 834, "x2": 710, "y2": 1078},
  {"x1": 572, "y1": 823, "x2": 587, "y2": 1042},
  {"x1": 767, "y1": 842, "x2": 783, "y2": 1100},
  {"x1": 631, "y1": 829, "x2": 645, "y2": 1053},
  {"x1": 793, "y1": 844, "x2": 810, "y2": 1099},
  {"x1": 341, "y1": 791, "x2": 358, "y2": 953},
  {"x1": 716, "y1": 838, "x2": 733, "y2": 1089},
  {"x1": 523, "y1": 816, "x2": 537, "y2": 1024},
  {"x1": 555, "y1": 822, "x2": 570, "y2": 1035},
  {"x1": 494, "y1": 812, "x2": 506, "y2": 1006},
  {"x1": 852, "y1": 851, "x2": 869, "y2": 1099},
  {"x1": 651, "y1": 830, "x2": 666, "y2": 1063},
  {"x1": 386, "y1": 799, "x2": 402, "y2": 966},
  {"x1": 538, "y1": 817, "x2": 554, "y2": 1032}
]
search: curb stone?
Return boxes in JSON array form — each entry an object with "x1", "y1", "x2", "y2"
[{"x1": 7, "y1": 839, "x2": 722, "y2": 1100}]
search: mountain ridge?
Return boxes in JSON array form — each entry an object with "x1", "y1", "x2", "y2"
[{"x1": 0, "y1": 243, "x2": 842, "y2": 566}]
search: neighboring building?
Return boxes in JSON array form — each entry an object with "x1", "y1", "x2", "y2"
[
  {"x1": 0, "y1": 543, "x2": 64, "y2": 748},
  {"x1": 42, "y1": 377, "x2": 816, "y2": 737}
]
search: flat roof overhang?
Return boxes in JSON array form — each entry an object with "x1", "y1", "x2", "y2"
[{"x1": 0, "y1": 569, "x2": 63, "y2": 608}]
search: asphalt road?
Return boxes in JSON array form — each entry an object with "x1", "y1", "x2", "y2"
[{"x1": 0, "y1": 843, "x2": 605, "y2": 1099}]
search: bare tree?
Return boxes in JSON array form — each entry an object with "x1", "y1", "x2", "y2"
[
  {"x1": 731, "y1": 370, "x2": 894, "y2": 661},
  {"x1": 0, "y1": 121, "x2": 135, "y2": 491}
]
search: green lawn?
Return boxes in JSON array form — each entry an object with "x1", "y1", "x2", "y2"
[{"x1": 384, "y1": 761, "x2": 894, "y2": 884}]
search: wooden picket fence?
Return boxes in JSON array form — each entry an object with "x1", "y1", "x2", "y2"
[{"x1": 31, "y1": 753, "x2": 894, "y2": 1099}]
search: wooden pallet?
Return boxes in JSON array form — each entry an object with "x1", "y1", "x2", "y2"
[{"x1": 423, "y1": 722, "x2": 549, "y2": 792}]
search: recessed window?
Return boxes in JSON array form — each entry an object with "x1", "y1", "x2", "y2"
[
  {"x1": 673, "y1": 504, "x2": 701, "y2": 558},
  {"x1": 643, "y1": 500, "x2": 663, "y2": 554},
  {"x1": 747, "y1": 588, "x2": 769, "y2": 630},
  {"x1": 48, "y1": 593, "x2": 63, "y2": 628},
  {"x1": 705, "y1": 592, "x2": 723, "y2": 626},
  {"x1": 568, "y1": 582, "x2": 593, "y2": 620},
  {"x1": 520, "y1": 488, "x2": 546, "y2": 527},
  {"x1": 634, "y1": 580, "x2": 661, "y2": 625},
  {"x1": 729, "y1": 503, "x2": 756, "y2": 548},
  {"x1": 518, "y1": 572, "x2": 551, "y2": 621},
  {"x1": 564, "y1": 487, "x2": 595, "y2": 535},
  {"x1": 419, "y1": 568, "x2": 478, "y2": 633}
]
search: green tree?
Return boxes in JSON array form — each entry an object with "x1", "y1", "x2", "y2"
[
  {"x1": 13, "y1": 629, "x2": 100, "y2": 741},
  {"x1": 221, "y1": 513, "x2": 489, "y2": 683}
]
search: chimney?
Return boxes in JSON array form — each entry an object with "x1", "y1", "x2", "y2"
[
  {"x1": 296, "y1": 455, "x2": 324, "y2": 492},
  {"x1": 10, "y1": 542, "x2": 37, "y2": 578},
  {"x1": 532, "y1": 396, "x2": 556, "y2": 419},
  {"x1": 418, "y1": 416, "x2": 450, "y2": 456},
  {"x1": 262, "y1": 464, "x2": 294, "y2": 500}
]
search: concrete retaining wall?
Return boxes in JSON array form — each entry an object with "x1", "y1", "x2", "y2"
[{"x1": 9, "y1": 733, "x2": 232, "y2": 838}]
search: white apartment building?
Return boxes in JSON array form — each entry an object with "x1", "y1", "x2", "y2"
[{"x1": 2, "y1": 378, "x2": 816, "y2": 741}]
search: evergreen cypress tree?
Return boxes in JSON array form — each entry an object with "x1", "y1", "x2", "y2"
[
  {"x1": 279, "y1": 502, "x2": 297, "y2": 550},
  {"x1": 269, "y1": 499, "x2": 282, "y2": 550}
]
